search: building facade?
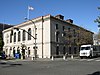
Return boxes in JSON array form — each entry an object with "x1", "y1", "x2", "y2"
[
  {"x1": 0, "y1": 23, "x2": 13, "y2": 51},
  {"x1": 3, "y1": 14, "x2": 93, "y2": 59}
]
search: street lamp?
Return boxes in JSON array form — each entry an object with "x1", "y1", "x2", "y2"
[
  {"x1": 12, "y1": 19, "x2": 37, "y2": 60},
  {"x1": 25, "y1": 18, "x2": 37, "y2": 60}
]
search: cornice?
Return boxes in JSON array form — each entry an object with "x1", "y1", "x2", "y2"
[{"x1": 3, "y1": 14, "x2": 51, "y2": 33}]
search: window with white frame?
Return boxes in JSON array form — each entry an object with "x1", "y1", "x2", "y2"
[{"x1": 28, "y1": 28, "x2": 31, "y2": 40}]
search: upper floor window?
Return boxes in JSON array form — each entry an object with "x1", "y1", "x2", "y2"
[
  {"x1": 55, "y1": 31, "x2": 59, "y2": 42},
  {"x1": 18, "y1": 31, "x2": 21, "y2": 42},
  {"x1": 62, "y1": 26, "x2": 65, "y2": 31},
  {"x1": 28, "y1": 28, "x2": 31, "y2": 40},
  {"x1": 73, "y1": 29, "x2": 76, "y2": 37},
  {"x1": 55, "y1": 24, "x2": 58, "y2": 30},
  {"x1": 68, "y1": 27, "x2": 71, "y2": 32},
  {"x1": 62, "y1": 32, "x2": 66, "y2": 37},
  {"x1": 22, "y1": 30, "x2": 26, "y2": 41},
  {"x1": 10, "y1": 34, "x2": 12, "y2": 43},
  {"x1": 73, "y1": 29, "x2": 76, "y2": 34},
  {"x1": 14, "y1": 32, "x2": 16, "y2": 42}
]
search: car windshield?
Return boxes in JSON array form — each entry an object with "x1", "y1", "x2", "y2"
[{"x1": 81, "y1": 46, "x2": 90, "y2": 50}]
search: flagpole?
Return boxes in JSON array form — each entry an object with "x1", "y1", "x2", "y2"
[
  {"x1": 27, "y1": 6, "x2": 34, "y2": 20},
  {"x1": 27, "y1": 6, "x2": 30, "y2": 20}
]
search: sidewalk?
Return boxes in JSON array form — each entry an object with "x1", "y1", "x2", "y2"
[{"x1": 0, "y1": 56, "x2": 80, "y2": 62}]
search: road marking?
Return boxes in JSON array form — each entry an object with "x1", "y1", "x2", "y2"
[
  {"x1": 95, "y1": 60, "x2": 100, "y2": 61},
  {"x1": 87, "y1": 59, "x2": 94, "y2": 61},
  {"x1": 79, "y1": 59, "x2": 87, "y2": 61}
]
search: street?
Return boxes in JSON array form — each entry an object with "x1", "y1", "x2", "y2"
[{"x1": 0, "y1": 57, "x2": 100, "y2": 75}]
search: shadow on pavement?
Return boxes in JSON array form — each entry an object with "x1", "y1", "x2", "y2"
[
  {"x1": 87, "y1": 71, "x2": 100, "y2": 75},
  {"x1": 0, "y1": 62, "x2": 22, "y2": 68},
  {"x1": 0, "y1": 62, "x2": 7, "y2": 65}
]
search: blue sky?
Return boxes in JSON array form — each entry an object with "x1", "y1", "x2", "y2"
[{"x1": 0, "y1": 0, "x2": 100, "y2": 33}]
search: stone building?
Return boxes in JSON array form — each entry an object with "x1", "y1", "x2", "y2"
[
  {"x1": 0, "y1": 23, "x2": 13, "y2": 51},
  {"x1": 2, "y1": 14, "x2": 93, "y2": 59}
]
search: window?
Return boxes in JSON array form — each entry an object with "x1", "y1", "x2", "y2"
[
  {"x1": 68, "y1": 27, "x2": 71, "y2": 32},
  {"x1": 10, "y1": 34, "x2": 12, "y2": 43},
  {"x1": 63, "y1": 46, "x2": 66, "y2": 55},
  {"x1": 69, "y1": 47, "x2": 71, "y2": 54},
  {"x1": 55, "y1": 31, "x2": 59, "y2": 42},
  {"x1": 28, "y1": 28, "x2": 31, "y2": 40},
  {"x1": 74, "y1": 39, "x2": 76, "y2": 44},
  {"x1": 55, "y1": 24, "x2": 58, "y2": 30},
  {"x1": 62, "y1": 32, "x2": 66, "y2": 37},
  {"x1": 28, "y1": 47, "x2": 30, "y2": 56},
  {"x1": 22, "y1": 30, "x2": 26, "y2": 41},
  {"x1": 14, "y1": 32, "x2": 16, "y2": 42},
  {"x1": 56, "y1": 46, "x2": 59, "y2": 55},
  {"x1": 13, "y1": 47, "x2": 15, "y2": 57},
  {"x1": 18, "y1": 31, "x2": 21, "y2": 42},
  {"x1": 74, "y1": 47, "x2": 77, "y2": 54},
  {"x1": 63, "y1": 26, "x2": 65, "y2": 31},
  {"x1": 73, "y1": 29, "x2": 76, "y2": 34}
]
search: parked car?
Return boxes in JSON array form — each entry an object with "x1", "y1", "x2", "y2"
[{"x1": 0, "y1": 51, "x2": 6, "y2": 59}]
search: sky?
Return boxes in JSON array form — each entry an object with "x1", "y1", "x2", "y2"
[{"x1": 0, "y1": 0, "x2": 100, "y2": 33}]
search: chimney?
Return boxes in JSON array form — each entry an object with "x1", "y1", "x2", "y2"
[
  {"x1": 55, "y1": 14, "x2": 64, "y2": 20},
  {"x1": 66, "y1": 19, "x2": 73, "y2": 23}
]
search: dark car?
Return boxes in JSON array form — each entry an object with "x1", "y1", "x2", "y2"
[{"x1": 0, "y1": 51, "x2": 6, "y2": 59}]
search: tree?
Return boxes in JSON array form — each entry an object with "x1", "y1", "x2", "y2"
[
  {"x1": 94, "y1": 7, "x2": 100, "y2": 42},
  {"x1": 64, "y1": 27, "x2": 93, "y2": 55},
  {"x1": 94, "y1": 7, "x2": 100, "y2": 27},
  {"x1": 65, "y1": 28, "x2": 93, "y2": 47}
]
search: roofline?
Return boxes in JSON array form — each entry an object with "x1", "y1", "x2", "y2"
[
  {"x1": 3, "y1": 14, "x2": 94, "y2": 34},
  {"x1": 50, "y1": 15, "x2": 94, "y2": 34},
  {"x1": 3, "y1": 14, "x2": 51, "y2": 33}
]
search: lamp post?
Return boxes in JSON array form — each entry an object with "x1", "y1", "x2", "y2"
[
  {"x1": 13, "y1": 19, "x2": 37, "y2": 60},
  {"x1": 25, "y1": 18, "x2": 37, "y2": 60}
]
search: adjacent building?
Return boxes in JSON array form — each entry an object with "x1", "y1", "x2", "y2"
[
  {"x1": 2, "y1": 14, "x2": 93, "y2": 59},
  {"x1": 0, "y1": 23, "x2": 13, "y2": 51}
]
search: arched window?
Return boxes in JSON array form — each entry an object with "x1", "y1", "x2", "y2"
[
  {"x1": 13, "y1": 47, "x2": 15, "y2": 57},
  {"x1": 10, "y1": 33, "x2": 12, "y2": 43},
  {"x1": 22, "y1": 30, "x2": 26, "y2": 41},
  {"x1": 17, "y1": 47, "x2": 20, "y2": 54},
  {"x1": 14, "y1": 32, "x2": 16, "y2": 42},
  {"x1": 18, "y1": 31, "x2": 21, "y2": 42},
  {"x1": 28, "y1": 28, "x2": 31, "y2": 40}
]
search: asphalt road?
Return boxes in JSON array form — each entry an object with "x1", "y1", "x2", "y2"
[{"x1": 0, "y1": 58, "x2": 100, "y2": 75}]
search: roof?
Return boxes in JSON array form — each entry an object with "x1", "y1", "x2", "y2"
[
  {"x1": 0, "y1": 23, "x2": 13, "y2": 31},
  {"x1": 2, "y1": 14, "x2": 94, "y2": 34}
]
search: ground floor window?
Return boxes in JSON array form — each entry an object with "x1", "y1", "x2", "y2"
[
  {"x1": 56, "y1": 46, "x2": 59, "y2": 55},
  {"x1": 63, "y1": 46, "x2": 66, "y2": 55},
  {"x1": 13, "y1": 50, "x2": 15, "y2": 57},
  {"x1": 69, "y1": 47, "x2": 71, "y2": 54},
  {"x1": 28, "y1": 47, "x2": 30, "y2": 57},
  {"x1": 74, "y1": 47, "x2": 77, "y2": 54}
]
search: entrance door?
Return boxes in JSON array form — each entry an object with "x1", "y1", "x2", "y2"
[{"x1": 22, "y1": 49, "x2": 25, "y2": 59}]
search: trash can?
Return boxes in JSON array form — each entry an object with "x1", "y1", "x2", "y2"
[{"x1": 15, "y1": 53, "x2": 19, "y2": 59}]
